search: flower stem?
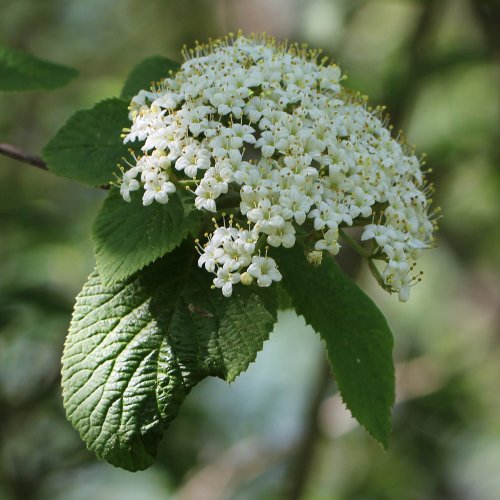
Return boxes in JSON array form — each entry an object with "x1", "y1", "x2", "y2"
[
  {"x1": 339, "y1": 228, "x2": 371, "y2": 258},
  {"x1": 177, "y1": 179, "x2": 198, "y2": 186},
  {"x1": 367, "y1": 258, "x2": 392, "y2": 293}
]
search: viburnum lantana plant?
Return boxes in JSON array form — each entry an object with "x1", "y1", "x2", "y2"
[
  {"x1": 119, "y1": 34, "x2": 436, "y2": 302},
  {"x1": 1, "y1": 34, "x2": 438, "y2": 471}
]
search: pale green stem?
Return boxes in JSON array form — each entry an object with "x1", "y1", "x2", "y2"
[
  {"x1": 177, "y1": 179, "x2": 198, "y2": 187},
  {"x1": 368, "y1": 258, "x2": 392, "y2": 292},
  {"x1": 339, "y1": 228, "x2": 371, "y2": 258}
]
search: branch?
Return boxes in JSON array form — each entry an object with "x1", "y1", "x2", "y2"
[
  {"x1": 0, "y1": 143, "x2": 47, "y2": 171},
  {"x1": 0, "y1": 142, "x2": 109, "y2": 190},
  {"x1": 286, "y1": 359, "x2": 332, "y2": 500},
  {"x1": 385, "y1": 0, "x2": 445, "y2": 130}
]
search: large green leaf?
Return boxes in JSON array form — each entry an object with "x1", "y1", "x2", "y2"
[
  {"x1": 121, "y1": 56, "x2": 180, "y2": 100},
  {"x1": 274, "y1": 245, "x2": 395, "y2": 447},
  {"x1": 0, "y1": 46, "x2": 78, "y2": 91},
  {"x1": 42, "y1": 98, "x2": 130, "y2": 186},
  {"x1": 61, "y1": 246, "x2": 277, "y2": 470},
  {"x1": 92, "y1": 188, "x2": 203, "y2": 285}
]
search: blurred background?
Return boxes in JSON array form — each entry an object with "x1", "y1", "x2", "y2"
[{"x1": 0, "y1": 0, "x2": 499, "y2": 498}]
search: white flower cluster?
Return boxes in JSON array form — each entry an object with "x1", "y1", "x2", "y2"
[{"x1": 120, "y1": 34, "x2": 437, "y2": 301}]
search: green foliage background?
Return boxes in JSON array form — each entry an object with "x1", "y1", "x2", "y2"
[{"x1": 0, "y1": 0, "x2": 499, "y2": 498}]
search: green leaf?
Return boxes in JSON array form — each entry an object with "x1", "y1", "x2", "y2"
[
  {"x1": 0, "y1": 46, "x2": 78, "y2": 91},
  {"x1": 42, "y1": 98, "x2": 130, "y2": 186},
  {"x1": 121, "y1": 56, "x2": 180, "y2": 100},
  {"x1": 61, "y1": 245, "x2": 277, "y2": 470},
  {"x1": 92, "y1": 188, "x2": 204, "y2": 285},
  {"x1": 274, "y1": 245, "x2": 395, "y2": 447}
]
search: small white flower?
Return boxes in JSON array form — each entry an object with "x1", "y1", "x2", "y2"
[
  {"x1": 194, "y1": 183, "x2": 218, "y2": 212},
  {"x1": 315, "y1": 229, "x2": 340, "y2": 255},
  {"x1": 213, "y1": 266, "x2": 241, "y2": 297},
  {"x1": 361, "y1": 224, "x2": 395, "y2": 247},
  {"x1": 247, "y1": 256, "x2": 282, "y2": 287},
  {"x1": 280, "y1": 187, "x2": 312, "y2": 225},
  {"x1": 142, "y1": 181, "x2": 176, "y2": 206},
  {"x1": 267, "y1": 221, "x2": 296, "y2": 248},
  {"x1": 198, "y1": 245, "x2": 224, "y2": 273},
  {"x1": 176, "y1": 144, "x2": 211, "y2": 178},
  {"x1": 120, "y1": 175, "x2": 140, "y2": 202}
]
